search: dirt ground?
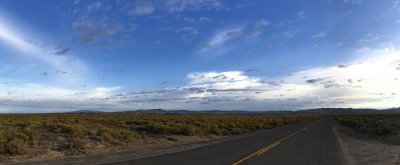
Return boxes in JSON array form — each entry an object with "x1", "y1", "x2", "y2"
[{"x1": 335, "y1": 124, "x2": 400, "y2": 165}]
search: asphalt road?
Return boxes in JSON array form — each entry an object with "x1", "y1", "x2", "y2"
[{"x1": 108, "y1": 117, "x2": 346, "y2": 165}]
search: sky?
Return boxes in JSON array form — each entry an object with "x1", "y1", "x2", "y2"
[{"x1": 0, "y1": 0, "x2": 399, "y2": 112}]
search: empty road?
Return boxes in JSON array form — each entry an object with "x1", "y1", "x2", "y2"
[{"x1": 108, "y1": 117, "x2": 346, "y2": 165}]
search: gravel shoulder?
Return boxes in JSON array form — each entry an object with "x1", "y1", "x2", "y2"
[{"x1": 334, "y1": 122, "x2": 400, "y2": 165}]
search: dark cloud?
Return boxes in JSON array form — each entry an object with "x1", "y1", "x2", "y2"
[
  {"x1": 245, "y1": 68, "x2": 259, "y2": 72},
  {"x1": 206, "y1": 98, "x2": 235, "y2": 102},
  {"x1": 226, "y1": 30, "x2": 241, "y2": 38},
  {"x1": 306, "y1": 77, "x2": 328, "y2": 83},
  {"x1": 260, "y1": 80, "x2": 281, "y2": 86},
  {"x1": 72, "y1": 18, "x2": 129, "y2": 46},
  {"x1": 206, "y1": 88, "x2": 261, "y2": 93},
  {"x1": 56, "y1": 70, "x2": 68, "y2": 74},
  {"x1": 186, "y1": 87, "x2": 205, "y2": 93},
  {"x1": 321, "y1": 80, "x2": 343, "y2": 88},
  {"x1": 54, "y1": 47, "x2": 70, "y2": 56}
]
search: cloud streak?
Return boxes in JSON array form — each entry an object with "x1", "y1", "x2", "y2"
[{"x1": 0, "y1": 20, "x2": 89, "y2": 82}]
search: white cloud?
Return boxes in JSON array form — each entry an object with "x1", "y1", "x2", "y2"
[
  {"x1": 281, "y1": 31, "x2": 297, "y2": 38},
  {"x1": 356, "y1": 45, "x2": 370, "y2": 52},
  {"x1": 197, "y1": 27, "x2": 243, "y2": 57},
  {"x1": 256, "y1": 19, "x2": 269, "y2": 27},
  {"x1": 311, "y1": 32, "x2": 327, "y2": 38},
  {"x1": 206, "y1": 28, "x2": 242, "y2": 47},
  {"x1": 0, "y1": 83, "x2": 122, "y2": 112},
  {"x1": 88, "y1": 87, "x2": 121, "y2": 98},
  {"x1": 343, "y1": 0, "x2": 363, "y2": 4},
  {"x1": 177, "y1": 26, "x2": 199, "y2": 35},
  {"x1": 247, "y1": 19, "x2": 270, "y2": 38},
  {"x1": 164, "y1": 0, "x2": 223, "y2": 13},
  {"x1": 297, "y1": 11, "x2": 305, "y2": 17},
  {"x1": 129, "y1": 4, "x2": 155, "y2": 16},
  {"x1": 187, "y1": 71, "x2": 258, "y2": 85}
]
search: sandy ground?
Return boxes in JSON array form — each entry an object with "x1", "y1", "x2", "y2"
[{"x1": 334, "y1": 123, "x2": 400, "y2": 165}]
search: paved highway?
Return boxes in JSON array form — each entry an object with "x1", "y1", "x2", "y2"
[{"x1": 108, "y1": 117, "x2": 346, "y2": 165}]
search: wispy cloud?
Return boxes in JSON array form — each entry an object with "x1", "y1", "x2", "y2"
[
  {"x1": 311, "y1": 32, "x2": 327, "y2": 38},
  {"x1": 72, "y1": 18, "x2": 134, "y2": 47},
  {"x1": 197, "y1": 27, "x2": 243, "y2": 57},
  {"x1": 129, "y1": 3, "x2": 155, "y2": 16},
  {"x1": 255, "y1": 19, "x2": 269, "y2": 27},
  {"x1": 247, "y1": 19, "x2": 270, "y2": 38},
  {"x1": 164, "y1": 0, "x2": 223, "y2": 13},
  {"x1": 0, "y1": 20, "x2": 89, "y2": 83}
]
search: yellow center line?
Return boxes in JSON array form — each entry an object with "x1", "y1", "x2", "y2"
[{"x1": 231, "y1": 119, "x2": 321, "y2": 165}]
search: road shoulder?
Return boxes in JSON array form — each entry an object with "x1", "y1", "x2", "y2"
[{"x1": 334, "y1": 122, "x2": 400, "y2": 165}]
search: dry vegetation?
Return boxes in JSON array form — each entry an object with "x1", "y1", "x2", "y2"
[
  {"x1": 335, "y1": 114, "x2": 400, "y2": 138},
  {"x1": 0, "y1": 114, "x2": 317, "y2": 162}
]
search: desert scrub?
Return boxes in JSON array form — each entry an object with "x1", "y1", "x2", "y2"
[
  {"x1": 96, "y1": 127, "x2": 115, "y2": 142},
  {"x1": 0, "y1": 131, "x2": 29, "y2": 155},
  {"x1": 62, "y1": 139, "x2": 85, "y2": 155},
  {"x1": 0, "y1": 114, "x2": 317, "y2": 158},
  {"x1": 207, "y1": 124, "x2": 222, "y2": 136},
  {"x1": 45, "y1": 123, "x2": 88, "y2": 138},
  {"x1": 335, "y1": 114, "x2": 400, "y2": 137},
  {"x1": 117, "y1": 130, "x2": 141, "y2": 142},
  {"x1": 0, "y1": 132, "x2": 6, "y2": 153},
  {"x1": 6, "y1": 138, "x2": 28, "y2": 155}
]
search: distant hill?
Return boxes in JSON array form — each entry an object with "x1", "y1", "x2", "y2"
[
  {"x1": 69, "y1": 108, "x2": 400, "y2": 115},
  {"x1": 69, "y1": 110, "x2": 104, "y2": 114},
  {"x1": 382, "y1": 108, "x2": 400, "y2": 113},
  {"x1": 294, "y1": 108, "x2": 378, "y2": 114},
  {"x1": 119, "y1": 109, "x2": 270, "y2": 114}
]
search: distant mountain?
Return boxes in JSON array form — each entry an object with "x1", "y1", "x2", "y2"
[
  {"x1": 381, "y1": 108, "x2": 400, "y2": 113},
  {"x1": 294, "y1": 108, "x2": 378, "y2": 114},
  {"x1": 119, "y1": 109, "x2": 268, "y2": 114},
  {"x1": 69, "y1": 110, "x2": 104, "y2": 114},
  {"x1": 122, "y1": 109, "x2": 167, "y2": 114},
  {"x1": 69, "y1": 107, "x2": 400, "y2": 115}
]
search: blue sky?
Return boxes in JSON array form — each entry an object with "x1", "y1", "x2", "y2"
[{"x1": 0, "y1": 0, "x2": 399, "y2": 112}]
